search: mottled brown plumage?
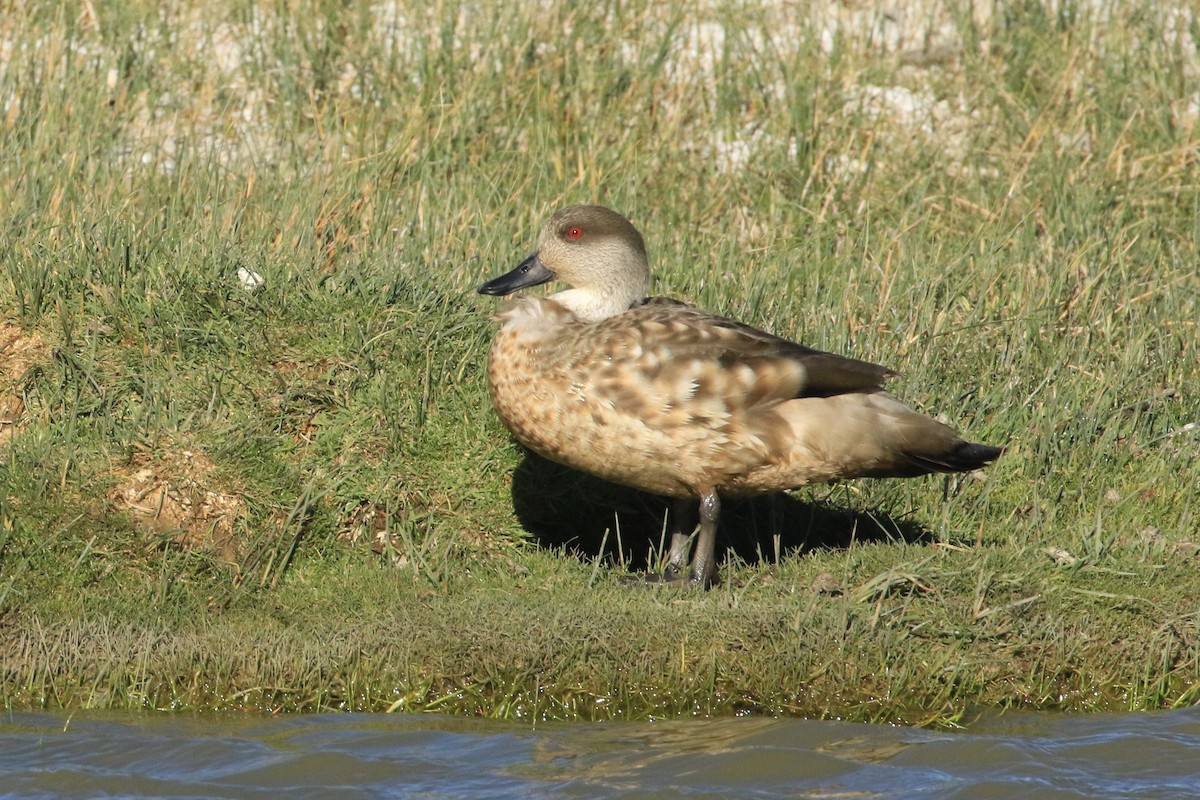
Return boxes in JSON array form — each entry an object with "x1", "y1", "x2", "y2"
[{"x1": 478, "y1": 205, "x2": 1002, "y2": 586}]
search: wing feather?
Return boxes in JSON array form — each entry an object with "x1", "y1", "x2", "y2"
[{"x1": 597, "y1": 298, "x2": 894, "y2": 411}]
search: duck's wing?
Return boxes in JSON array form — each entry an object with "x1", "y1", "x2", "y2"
[{"x1": 590, "y1": 298, "x2": 894, "y2": 409}]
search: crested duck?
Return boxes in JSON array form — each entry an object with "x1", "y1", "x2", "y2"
[{"x1": 478, "y1": 205, "x2": 1002, "y2": 587}]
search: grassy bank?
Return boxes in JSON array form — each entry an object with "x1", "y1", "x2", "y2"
[{"x1": 2, "y1": 0, "x2": 1199, "y2": 724}]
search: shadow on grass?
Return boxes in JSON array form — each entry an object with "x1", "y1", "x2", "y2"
[{"x1": 510, "y1": 450, "x2": 932, "y2": 573}]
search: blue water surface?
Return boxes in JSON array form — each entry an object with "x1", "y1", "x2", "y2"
[{"x1": 3, "y1": 707, "x2": 1200, "y2": 799}]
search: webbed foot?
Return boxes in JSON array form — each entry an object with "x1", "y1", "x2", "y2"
[{"x1": 618, "y1": 564, "x2": 718, "y2": 588}]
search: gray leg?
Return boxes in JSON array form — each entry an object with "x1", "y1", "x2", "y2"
[
  {"x1": 664, "y1": 498, "x2": 698, "y2": 580},
  {"x1": 688, "y1": 491, "x2": 721, "y2": 587}
]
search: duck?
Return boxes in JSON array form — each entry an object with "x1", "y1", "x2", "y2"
[{"x1": 477, "y1": 205, "x2": 1002, "y2": 587}]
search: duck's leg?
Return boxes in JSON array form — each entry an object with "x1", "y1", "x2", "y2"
[
  {"x1": 687, "y1": 491, "x2": 721, "y2": 587},
  {"x1": 663, "y1": 498, "x2": 699, "y2": 581}
]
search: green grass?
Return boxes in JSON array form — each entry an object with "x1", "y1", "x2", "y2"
[{"x1": 1, "y1": 0, "x2": 1198, "y2": 724}]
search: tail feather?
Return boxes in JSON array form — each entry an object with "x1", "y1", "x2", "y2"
[{"x1": 904, "y1": 441, "x2": 1004, "y2": 474}]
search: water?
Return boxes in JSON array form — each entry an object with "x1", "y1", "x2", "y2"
[{"x1": 3, "y1": 708, "x2": 1200, "y2": 799}]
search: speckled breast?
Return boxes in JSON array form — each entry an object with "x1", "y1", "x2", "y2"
[{"x1": 485, "y1": 324, "x2": 699, "y2": 499}]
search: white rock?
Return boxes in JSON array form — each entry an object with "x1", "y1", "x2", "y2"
[{"x1": 237, "y1": 267, "x2": 264, "y2": 292}]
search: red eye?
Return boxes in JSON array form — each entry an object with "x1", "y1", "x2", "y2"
[{"x1": 567, "y1": 227, "x2": 583, "y2": 239}]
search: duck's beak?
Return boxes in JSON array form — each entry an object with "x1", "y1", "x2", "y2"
[{"x1": 477, "y1": 252, "x2": 555, "y2": 296}]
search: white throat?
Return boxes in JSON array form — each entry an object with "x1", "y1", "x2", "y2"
[{"x1": 549, "y1": 287, "x2": 641, "y2": 322}]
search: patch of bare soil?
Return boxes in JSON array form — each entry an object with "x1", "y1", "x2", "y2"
[
  {"x1": 108, "y1": 450, "x2": 243, "y2": 560},
  {"x1": 0, "y1": 323, "x2": 48, "y2": 445}
]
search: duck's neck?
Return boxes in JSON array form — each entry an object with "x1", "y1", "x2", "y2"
[
  {"x1": 549, "y1": 264, "x2": 648, "y2": 322},
  {"x1": 550, "y1": 289, "x2": 641, "y2": 322}
]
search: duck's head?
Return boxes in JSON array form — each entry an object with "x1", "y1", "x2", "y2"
[{"x1": 477, "y1": 205, "x2": 649, "y2": 322}]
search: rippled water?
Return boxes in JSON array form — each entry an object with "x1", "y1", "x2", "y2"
[{"x1": 4, "y1": 708, "x2": 1200, "y2": 799}]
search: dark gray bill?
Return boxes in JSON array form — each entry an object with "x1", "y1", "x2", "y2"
[{"x1": 477, "y1": 252, "x2": 555, "y2": 296}]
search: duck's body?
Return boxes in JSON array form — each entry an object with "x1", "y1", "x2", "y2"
[{"x1": 479, "y1": 205, "x2": 1002, "y2": 586}]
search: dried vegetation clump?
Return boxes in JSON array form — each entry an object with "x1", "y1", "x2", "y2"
[
  {"x1": 107, "y1": 450, "x2": 244, "y2": 560},
  {"x1": 0, "y1": 323, "x2": 47, "y2": 445}
]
